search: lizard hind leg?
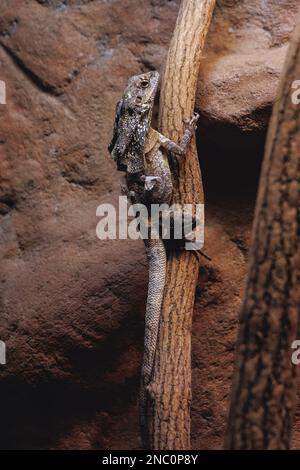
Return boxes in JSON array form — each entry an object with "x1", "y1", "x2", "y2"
[
  {"x1": 161, "y1": 210, "x2": 211, "y2": 260},
  {"x1": 160, "y1": 209, "x2": 199, "y2": 243}
]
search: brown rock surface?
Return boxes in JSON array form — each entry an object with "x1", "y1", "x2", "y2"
[
  {"x1": 0, "y1": 0, "x2": 299, "y2": 449},
  {"x1": 198, "y1": 1, "x2": 299, "y2": 131}
]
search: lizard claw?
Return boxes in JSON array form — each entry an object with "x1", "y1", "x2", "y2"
[
  {"x1": 141, "y1": 175, "x2": 162, "y2": 191},
  {"x1": 120, "y1": 184, "x2": 128, "y2": 196},
  {"x1": 183, "y1": 112, "x2": 199, "y2": 131},
  {"x1": 120, "y1": 184, "x2": 135, "y2": 199},
  {"x1": 189, "y1": 112, "x2": 199, "y2": 129}
]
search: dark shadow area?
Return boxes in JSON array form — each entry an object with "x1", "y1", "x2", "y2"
[
  {"x1": 197, "y1": 117, "x2": 266, "y2": 198},
  {"x1": 0, "y1": 377, "x2": 139, "y2": 449}
]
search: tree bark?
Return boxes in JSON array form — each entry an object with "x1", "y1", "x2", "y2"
[
  {"x1": 148, "y1": 0, "x2": 216, "y2": 450},
  {"x1": 225, "y1": 8, "x2": 300, "y2": 450}
]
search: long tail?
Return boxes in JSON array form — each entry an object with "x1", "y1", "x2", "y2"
[{"x1": 140, "y1": 237, "x2": 166, "y2": 449}]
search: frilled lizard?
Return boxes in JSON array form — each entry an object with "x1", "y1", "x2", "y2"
[{"x1": 108, "y1": 70, "x2": 200, "y2": 448}]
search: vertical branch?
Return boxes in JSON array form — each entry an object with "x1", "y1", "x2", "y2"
[
  {"x1": 149, "y1": 0, "x2": 216, "y2": 450},
  {"x1": 225, "y1": 8, "x2": 300, "y2": 450}
]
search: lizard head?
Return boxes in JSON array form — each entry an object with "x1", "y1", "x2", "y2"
[
  {"x1": 124, "y1": 71, "x2": 159, "y2": 114},
  {"x1": 108, "y1": 71, "x2": 159, "y2": 175}
]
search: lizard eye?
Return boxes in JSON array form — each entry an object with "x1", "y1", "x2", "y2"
[{"x1": 140, "y1": 79, "x2": 150, "y2": 88}]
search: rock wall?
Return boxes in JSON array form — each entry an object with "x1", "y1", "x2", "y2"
[{"x1": 0, "y1": 0, "x2": 299, "y2": 449}]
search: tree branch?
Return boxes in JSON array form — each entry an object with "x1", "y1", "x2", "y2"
[
  {"x1": 148, "y1": 0, "x2": 216, "y2": 450},
  {"x1": 225, "y1": 7, "x2": 300, "y2": 450}
]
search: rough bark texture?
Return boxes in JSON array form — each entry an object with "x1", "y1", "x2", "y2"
[
  {"x1": 149, "y1": 0, "x2": 216, "y2": 450},
  {"x1": 225, "y1": 8, "x2": 300, "y2": 450}
]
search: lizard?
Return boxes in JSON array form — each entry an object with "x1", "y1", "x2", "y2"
[{"x1": 108, "y1": 70, "x2": 200, "y2": 448}]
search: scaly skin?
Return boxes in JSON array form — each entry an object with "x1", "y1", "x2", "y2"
[
  {"x1": 140, "y1": 236, "x2": 166, "y2": 449},
  {"x1": 108, "y1": 71, "x2": 198, "y2": 448}
]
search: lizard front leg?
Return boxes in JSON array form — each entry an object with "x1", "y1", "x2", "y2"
[
  {"x1": 138, "y1": 112, "x2": 199, "y2": 201},
  {"x1": 157, "y1": 112, "x2": 199, "y2": 156}
]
